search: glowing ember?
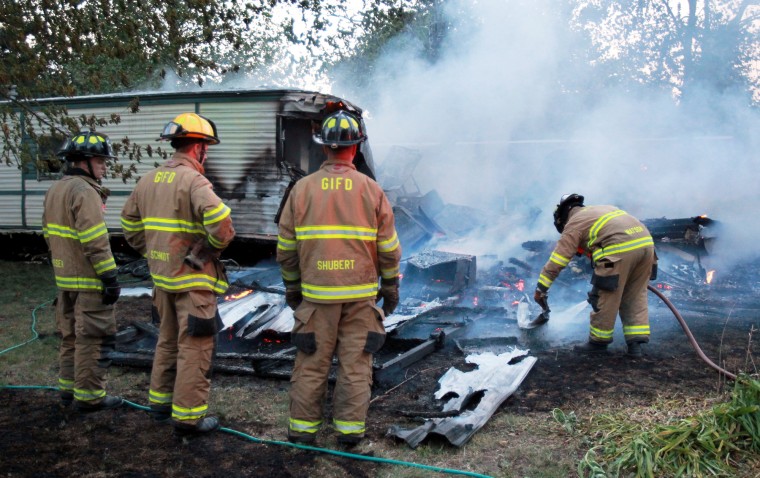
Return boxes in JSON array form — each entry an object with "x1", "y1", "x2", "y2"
[
  {"x1": 706, "y1": 270, "x2": 715, "y2": 284},
  {"x1": 224, "y1": 290, "x2": 253, "y2": 301},
  {"x1": 655, "y1": 283, "x2": 673, "y2": 290}
]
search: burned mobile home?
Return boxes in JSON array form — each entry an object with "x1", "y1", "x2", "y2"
[{"x1": 0, "y1": 88, "x2": 374, "y2": 242}]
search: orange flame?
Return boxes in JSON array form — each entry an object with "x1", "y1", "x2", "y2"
[
  {"x1": 706, "y1": 270, "x2": 715, "y2": 284},
  {"x1": 224, "y1": 289, "x2": 253, "y2": 301}
]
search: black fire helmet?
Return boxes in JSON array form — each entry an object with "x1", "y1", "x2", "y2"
[
  {"x1": 313, "y1": 110, "x2": 366, "y2": 149},
  {"x1": 553, "y1": 193, "x2": 585, "y2": 233},
  {"x1": 57, "y1": 131, "x2": 117, "y2": 161}
]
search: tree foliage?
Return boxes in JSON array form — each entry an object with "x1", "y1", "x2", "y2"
[{"x1": 572, "y1": 0, "x2": 760, "y2": 103}]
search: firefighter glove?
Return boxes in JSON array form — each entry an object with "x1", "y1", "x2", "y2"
[
  {"x1": 101, "y1": 275, "x2": 121, "y2": 306},
  {"x1": 376, "y1": 278, "x2": 400, "y2": 316},
  {"x1": 284, "y1": 281, "x2": 302, "y2": 311},
  {"x1": 533, "y1": 288, "x2": 549, "y2": 311}
]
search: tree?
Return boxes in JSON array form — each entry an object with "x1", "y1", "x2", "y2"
[
  {"x1": 0, "y1": 0, "x2": 374, "y2": 178},
  {"x1": 571, "y1": 0, "x2": 760, "y2": 103}
]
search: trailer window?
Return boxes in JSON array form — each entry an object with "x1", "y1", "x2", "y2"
[{"x1": 30, "y1": 135, "x2": 64, "y2": 181}]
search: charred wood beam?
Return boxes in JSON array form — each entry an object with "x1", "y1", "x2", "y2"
[{"x1": 374, "y1": 326, "x2": 460, "y2": 378}]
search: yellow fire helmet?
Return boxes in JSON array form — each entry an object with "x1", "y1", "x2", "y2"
[{"x1": 158, "y1": 113, "x2": 220, "y2": 144}]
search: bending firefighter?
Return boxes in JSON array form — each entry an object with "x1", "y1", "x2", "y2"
[
  {"x1": 277, "y1": 110, "x2": 402, "y2": 447},
  {"x1": 121, "y1": 113, "x2": 235, "y2": 435},
  {"x1": 534, "y1": 194, "x2": 656, "y2": 357},
  {"x1": 42, "y1": 132, "x2": 123, "y2": 412}
]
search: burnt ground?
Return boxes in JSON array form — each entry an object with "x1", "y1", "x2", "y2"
[{"x1": 2, "y1": 289, "x2": 759, "y2": 477}]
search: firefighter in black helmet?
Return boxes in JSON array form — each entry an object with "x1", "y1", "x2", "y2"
[
  {"x1": 535, "y1": 193, "x2": 656, "y2": 357},
  {"x1": 278, "y1": 110, "x2": 401, "y2": 447},
  {"x1": 42, "y1": 131, "x2": 123, "y2": 412}
]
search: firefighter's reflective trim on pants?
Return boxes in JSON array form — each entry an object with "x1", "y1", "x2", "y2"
[
  {"x1": 538, "y1": 273, "x2": 554, "y2": 289},
  {"x1": 74, "y1": 387, "x2": 106, "y2": 402},
  {"x1": 289, "y1": 418, "x2": 322, "y2": 434},
  {"x1": 203, "y1": 202, "x2": 231, "y2": 226},
  {"x1": 58, "y1": 378, "x2": 74, "y2": 393},
  {"x1": 277, "y1": 235, "x2": 297, "y2": 251},
  {"x1": 301, "y1": 282, "x2": 378, "y2": 301},
  {"x1": 623, "y1": 324, "x2": 650, "y2": 336},
  {"x1": 377, "y1": 231, "x2": 400, "y2": 252},
  {"x1": 588, "y1": 209, "x2": 627, "y2": 249},
  {"x1": 78, "y1": 222, "x2": 108, "y2": 243},
  {"x1": 590, "y1": 326, "x2": 614, "y2": 341},
  {"x1": 281, "y1": 268, "x2": 301, "y2": 282},
  {"x1": 172, "y1": 403, "x2": 208, "y2": 421},
  {"x1": 333, "y1": 419, "x2": 366, "y2": 435},
  {"x1": 43, "y1": 223, "x2": 79, "y2": 240},
  {"x1": 380, "y1": 265, "x2": 400, "y2": 279},
  {"x1": 549, "y1": 252, "x2": 570, "y2": 267},
  {"x1": 296, "y1": 225, "x2": 377, "y2": 241},
  {"x1": 148, "y1": 389, "x2": 173, "y2": 406},
  {"x1": 93, "y1": 257, "x2": 117, "y2": 275},
  {"x1": 592, "y1": 237, "x2": 654, "y2": 262},
  {"x1": 55, "y1": 275, "x2": 103, "y2": 291},
  {"x1": 151, "y1": 273, "x2": 229, "y2": 294}
]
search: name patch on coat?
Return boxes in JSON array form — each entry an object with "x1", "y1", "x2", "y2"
[{"x1": 317, "y1": 259, "x2": 355, "y2": 271}]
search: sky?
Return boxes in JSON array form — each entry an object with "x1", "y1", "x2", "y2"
[{"x1": 325, "y1": 0, "x2": 760, "y2": 268}]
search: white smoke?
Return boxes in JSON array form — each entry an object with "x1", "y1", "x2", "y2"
[{"x1": 331, "y1": 0, "x2": 760, "y2": 267}]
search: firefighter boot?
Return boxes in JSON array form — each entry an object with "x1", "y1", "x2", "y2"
[
  {"x1": 174, "y1": 416, "x2": 220, "y2": 436},
  {"x1": 60, "y1": 391, "x2": 74, "y2": 407},
  {"x1": 76, "y1": 395, "x2": 124, "y2": 412},
  {"x1": 627, "y1": 341, "x2": 644, "y2": 358},
  {"x1": 287, "y1": 431, "x2": 316, "y2": 445},
  {"x1": 573, "y1": 341, "x2": 609, "y2": 355},
  {"x1": 149, "y1": 404, "x2": 171, "y2": 423},
  {"x1": 336, "y1": 434, "x2": 363, "y2": 448}
]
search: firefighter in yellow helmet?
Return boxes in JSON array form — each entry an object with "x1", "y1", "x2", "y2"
[
  {"x1": 534, "y1": 194, "x2": 656, "y2": 357},
  {"x1": 120, "y1": 113, "x2": 235, "y2": 435},
  {"x1": 277, "y1": 110, "x2": 402, "y2": 447},
  {"x1": 42, "y1": 131, "x2": 124, "y2": 412}
]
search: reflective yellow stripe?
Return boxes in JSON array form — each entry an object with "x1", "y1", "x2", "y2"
[
  {"x1": 78, "y1": 222, "x2": 108, "y2": 243},
  {"x1": 58, "y1": 378, "x2": 74, "y2": 392},
  {"x1": 378, "y1": 232, "x2": 400, "y2": 252},
  {"x1": 301, "y1": 282, "x2": 378, "y2": 301},
  {"x1": 131, "y1": 217, "x2": 205, "y2": 234},
  {"x1": 289, "y1": 418, "x2": 322, "y2": 433},
  {"x1": 280, "y1": 269, "x2": 301, "y2": 281},
  {"x1": 333, "y1": 419, "x2": 366, "y2": 434},
  {"x1": 55, "y1": 276, "x2": 103, "y2": 291},
  {"x1": 151, "y1": 273, "x2": 229, "y2": 294},
  {"x1": 588, "y1": 210, "x2": 627, "y2": 249},
  {"x1": 172, "y1": 403, "x2": 208, "y2": 421},
  {"x1": 93, "y1": 257, "x2": 116, "y2": 274},
  {"x1": 538, "y1": 274, "x2": 553, "y2": 288},
  {"x1": 590, "y1": 326, "x2": 614, "y2": 339},
  {"x1": 120, "y1": 217, "x2": 145, "y2": 232},
  {"x1": 74, "y1": 388, "x2": 106, "y2": 401},
  {"x1": 592, "y1": 236, "x2": 654, "y2": 262},
  {"x1": 203, "y1": 202, "x2": 231, "y2": 226},
  {"x1": 623, "y1": 325, "x2": 650, "y2": 335},
  {"x1": 277, "y1": 235, "x2": 297, "y2": 251},
  {"x1": 296, "y1": 225, "x2": 377, "y2": 241},
  {"x1": 380, "y1": 265, "x2": 400, "y2": 279},
  {"x1": 45, "y1": 223, "x2": 79, "y2": 239},
  {"x1": 549, "y1": 252, "x2": 570, "y2": 267},
  {"x1": 149, "y1": 389, "x2": 173, "y2": 405}
]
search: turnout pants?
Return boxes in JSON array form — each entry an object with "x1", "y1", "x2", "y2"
[
  {"x1": 148, "y1": 288, "x2": 218, "y2": 425},
  {"x1": 288, "y1": 299, "x2": 385, "y2": 440},
  {"x1": 587, "y1": 247, "x2": 656, "y2": 345},
  {"x1": 56, "y1": 290, "x2": 116, "y2": 404}
]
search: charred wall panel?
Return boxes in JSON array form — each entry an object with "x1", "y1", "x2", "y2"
[{"x1": 200, "y1": 102, "x2": 289, "y2": 239}]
